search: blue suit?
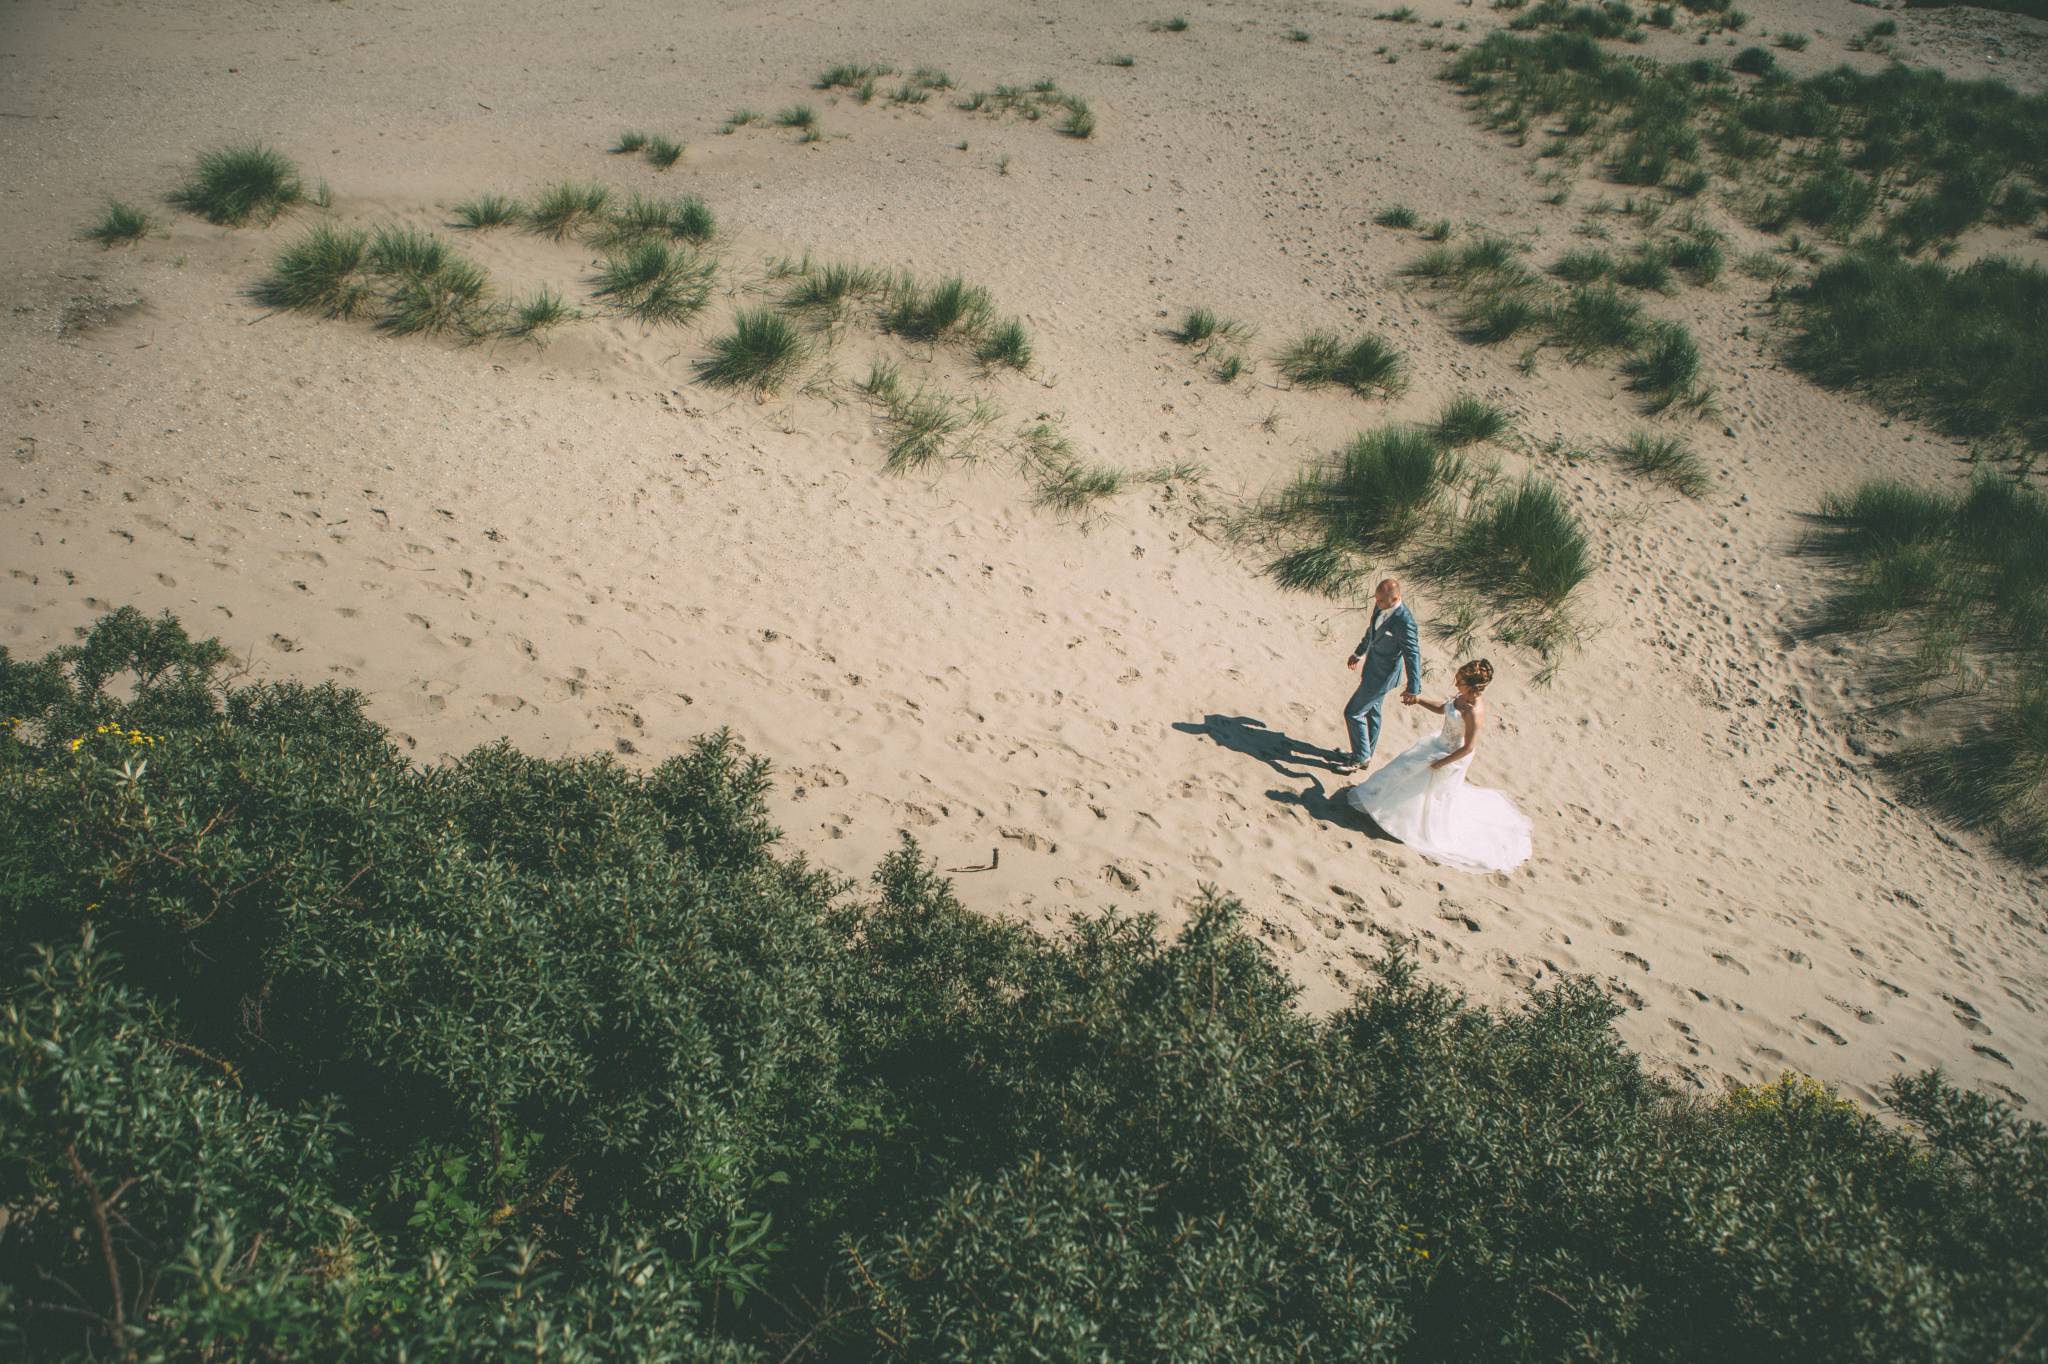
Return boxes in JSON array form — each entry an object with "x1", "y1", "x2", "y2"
[{"x1": 1343, "y1": 602, "x2": 1423, "y2": 765}]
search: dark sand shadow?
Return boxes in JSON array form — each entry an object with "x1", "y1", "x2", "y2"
[{"x1": 1173, "y1": 714, "x2": 1395, "y2": 840}]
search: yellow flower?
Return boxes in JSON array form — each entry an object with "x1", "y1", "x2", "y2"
[{"x1": 70, "y1": 737, "x2": 84, "y2": 752}]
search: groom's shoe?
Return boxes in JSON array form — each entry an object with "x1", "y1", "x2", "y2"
[{"x1": 1335, "y1": 759, "x2": 1362, "y2": 775}]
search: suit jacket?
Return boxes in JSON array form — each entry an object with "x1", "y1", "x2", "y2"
[{"x1": 1351, "y1": 602, "x2": 1423, "y2": 700}]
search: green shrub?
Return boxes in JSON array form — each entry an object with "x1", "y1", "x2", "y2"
[
  {"x1": 1260, "y1": 427, "x2": 1462, "y2": 594},
  {"x1": 82, "y1": 200, "x2": 152, "y2": 247},
  {"x1": 3, "y1": 606, "x2": 2047, "y2": 1358},
  {"x1": 1730, "y1": 45, "x2": 1775, "y2": 75},
  {"x1": 169, "y1": 143, "x2": 303, "y2": 226},
  {"x1": 695, "y1": 307, "x2": 810, "y2": 395},
  {"x1": 1276, "y1": 330, "x2": 1408, "y2": 397}
]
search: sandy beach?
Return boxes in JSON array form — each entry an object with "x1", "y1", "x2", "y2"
[{"x1": 5, "y1": 0, "x2": 2044, "y2": 1113}]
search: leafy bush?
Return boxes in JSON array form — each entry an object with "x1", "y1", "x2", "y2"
[{"x1": 3, "y1": 608, "x2": 2046, "y2": 1359}]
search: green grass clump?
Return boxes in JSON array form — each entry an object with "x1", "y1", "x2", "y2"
[
  {"x1": 777, "y1": 104, "x2": 818, "y2": 129},
  {"x1": 1550, "y1": 248, "x2": 1615, "y2": 283},
  {"x1": 592, "y1": 192, "x2": 715, "y2": 250},
  {"x1": 526, "y1": 181, "x2": 612, "y2": 240},
  {"x1": 378, "y1": 257, "x2": 491, "y2": 339},
  {"x1": 9, "y1": 600, "x2": 2048, "y2": 1361},
  {"x1": 1149, "y1": 15, "x2": 1191, "y2": 31},
  {"x1": 817, "y1": 62, "x2": 895, "y2": 89},
  {"x1": 1276, "y1": 330, "x2": 1408, "y2": 398},
  {"x1": 1786, "y1": 248, "x2": 2048, "y2": 452},
  {"x1": 1730, "y1": 46, "x2": 1775, "y2": 75},
  {"x1": 169, "y1": 143, "x2": 303, "y2": 226},
  {"x1": 452, "y1": 193, "x2": 519, "y2": 230},
  {"x1": 1374, "y1": 204, "x2": 1419, "y2": 229},
  {"x1": 1774, "y1": 31, "x2": 1808, "y2": 51},
  {"x1": 1057, "y1": 97, "x2": 1096, "y2": 138},
  {"x1": 1614, "y1": 430, "x2": 1710, "y2": 495},
  {"x1": 593, "y1": 241, "x2": 715, "y2": 326},
  {"x1": 82, "y1": 201, "x2": 152, "y2": 247},
  {"x1": 884, "y1": 275, "x2": 994, "y2": 343},
  {"x1": 1288, "y1": 27, "x2": 1313, "y2": 41},
  {"x1": 1455, "y1": 287, "x2": 1547, "y2": 344},
  {"x1": 876, "y1": 386, "x2": 995, "y2": 472},
  {"x1": 502, "y1": 286, "x2": 576, "y2": 345},
  {"x1": 780, "y1": 259, "x2": 891, "y2": 325},
  {"x1": 975, "y1": 318, "x2": 1033, "y2": 370},
  {"x1": 1170, "y1": 306, "x2": 1252, "y2": 353},
  {"x1": 1622, "y1": 319, "x2": 1708, "y2": 410},
  {"x1": 1106, "y1": 53, "x2": 1137, "y2": 66},
  {"x1": 1548, "y1": 283, "x2": 1645, "y2": 359},
  {"x1": 1801, "y1": 476, "x2": 2048, "y2": 864},
  {"x1": 253, "y1": 223, "x2": 372, "y2": 318},
  {"x1": 1430, "y1": 393, "x2": 1515, "y2": 448},
  {"x1": 1435, "y1": 475, "x2": 1591, "y2": 611},
  {"x1": 695, "y1": 307, "x2": 811, "y2": 396},
  {"x1": 1262, "y1": 426, "x2": 1464, "y2": 595},
  {"x1": 1666, "y1": 229, "x2": 1725, "y2": 284},
  {"x1": 1615, "y1": 244, "x2": 1674, "y2": 293},
  {"x1": 645, "y1": 136, "x2": 685, "y2": 170},
  {"x1": 610, "y1": 130, "x2": 649, "y2": 153},
  {"x1": 366, "y1": 225, "x2": 451, "y2": 280}
]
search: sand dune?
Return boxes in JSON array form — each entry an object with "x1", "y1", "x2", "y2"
[{"x1": 5, "y1": 0, "x2": 2044, "y2": 1111}]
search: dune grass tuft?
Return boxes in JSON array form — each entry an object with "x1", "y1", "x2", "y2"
[
  {"x1": 875, "y1": 386, "x2": 997, "y2": 472},
  {"x1": 777, "y1": 104, "x2": 818, "y2": 129},
  {"x1": 1615, "y1": 245, "x2": 1674, "y2": 293},
  {"x1": 884, "y1": 275, "x2": 994, "y2": 344},
  {"x1": 1548, "y1": 283, "x2": 1645, "y2": 359},
  {"x1": 1374, "y1": 204, "x2": 1420, "y2": 229},
  {"x1": 610, "y1": 131, "x2": 649, "y2": 154},
  {"x1": 1260, "y1": 427, "x2": 1463, "y2": 596},
  {"x1": 817, "y1": 62, "x2": 895, "y2": 90},
  {"x1": 453, "y1": 193, "x2": 519, "y2": 230},
  {"x1": 1430, "y1": 392, "x2": 1515, "y2": 448},
  {"x1": 1170, "y1": 306, "x2": 1252, "y2": 353},
  {"x1": 526, "y1": 181, "x2": 612, "y2": 240},
  {"x1": 1149, "y1": 15, "x2": 1191, "y2": 32},
  {"x1": 254, "y1": 223, "x2": 373, "y2": 319},
  {"x1": 170, "y1": 143, "x2": 303, "y2": 226},
  {"x1": 378, "y1": 257, "x2": 490, "y2": 340},
  {"x1": 975, "y1": 318, "x2": 1033, "y2": 370},
  {"x1": 1057, "y1": 97, "x2": 1096, "y2": 139},
  {"x1": 645, "y1": 136, "x2": 685, "y2": 170},
  {"x1": 695, "y1": 307, "x2": 811, "y2": 396},
  {"x1": 503, "y1": 286, "x2": 577, "y2": 345},
  {"x1": 591, "y1": 192, "x2": 715, "y2": 250},
  {"x1": 1276, "y1": 330, "x2": 1408, "y2": 398},
  {"x1": 780, "y1": 259, "x2": 891, "y2": 326},
  {"x1": 1800, "y1": 476, "x2": 2048, "y2": 866},
  {"x1": 593, "y1": 241, "x2": 715, "y2": 326},
  {"x1": 1614, "y1": 430, "x2": 1710, "y2": 495},
  {"x1": 1550, "y1": 247, "x2": 1615, "y2": 283},
  {"x1": 1432, "y1": 476, "x2": 1590, "y2": 613},
  {"x1": 1456, "y1": 289, "x2": 1548, "y2": 345},
  {"x1": 1622, "y1": 319, "x2": 1707, "y2": 411},
  {"x1": 366, "y1": 225, "x2": 451, "y2": 280},
  {"x1": 83, "y1": 201, "x2": 152, "y2": 248}
]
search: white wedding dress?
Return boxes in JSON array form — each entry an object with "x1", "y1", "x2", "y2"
[{"x1": 1342, "y1": 695, "x2": 1532, "y2": 874}]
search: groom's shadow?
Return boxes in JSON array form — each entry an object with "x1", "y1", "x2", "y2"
[{"x1": 1172, "y1": 714, "x2": 1393, "y2": 838}]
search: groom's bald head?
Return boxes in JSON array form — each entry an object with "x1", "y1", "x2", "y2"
[{"x1": 1375, "y1": 578, "x2": 1402, "y2": 607}]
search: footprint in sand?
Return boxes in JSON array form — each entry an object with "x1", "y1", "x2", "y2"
[
  {"x1": 1712, "y1": 952, "x2": 1750, "y2": 975},
  {"x1": 1796, "y1": 1015, "x2": 1849, "y2": 1047},
  {"x1": 999, "y1": 826, "x2": 1057, "y2": 854},
  {"x1": 1972, "y1": 1044, "x2": 2014, "y2": 1069}
]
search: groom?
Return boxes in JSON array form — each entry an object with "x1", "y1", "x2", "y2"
[{"x1": 1337, "y1": 578, "x2": 1423, "y2": 774}]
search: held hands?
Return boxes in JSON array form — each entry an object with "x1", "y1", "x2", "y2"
[
  {"x1": 1345, "y1": 654, "x2": 1360, "y2": 671},
  {"x1": 1399, "y1": 692, "x2": 1420, "y2": 706}
]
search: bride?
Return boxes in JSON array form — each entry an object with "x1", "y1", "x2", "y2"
[{"x1": 1341, "y1": 658, "x2": 1531, "y2": 874}]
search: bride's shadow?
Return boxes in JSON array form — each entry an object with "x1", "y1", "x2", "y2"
[{"x1": 1171, "y1": 714, "x2": 1394, "y2": 839}]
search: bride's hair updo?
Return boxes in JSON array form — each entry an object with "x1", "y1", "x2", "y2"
[{"x1": 1455, "y1": 659, "x2": 1494, "y2": 692}]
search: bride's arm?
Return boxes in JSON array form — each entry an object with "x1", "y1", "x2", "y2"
[
  {"x1": 1429, "y1": 702, "x2": 1482, "y2": 769},
  {"x1": 1406, "y1": 695, "x2": 1445, "y2": 713}
]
